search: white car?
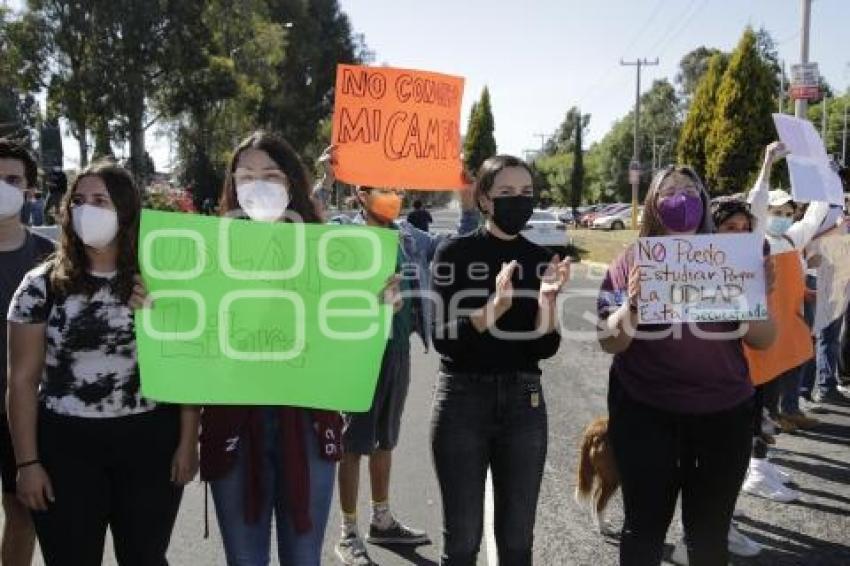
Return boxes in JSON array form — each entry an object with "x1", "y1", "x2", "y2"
[
  {"x1": 592, "y1": 206, "x2": 641, "y2": 230},
  {"x1": 521, "y1": 210, "x2": 569, "y2": 250}
]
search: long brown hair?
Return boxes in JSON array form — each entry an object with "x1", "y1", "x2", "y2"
[
  {"x1": 639, "y1": 165, "x2": 714, "y2": 237},
  {"x1": 219, "y1": 131, "x2": 321, "y2": 223},
  {"x1": 50, "y1": 161, "x2": 141, "y2": 301}
]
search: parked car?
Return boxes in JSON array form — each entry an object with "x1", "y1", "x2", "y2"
[
  {"x1": 577, "y1": 204, "x2": 607, "y2": 227},
  {"x1": 581, "y1": 203, "x2": 629, "y2": 228},
  {"x1": 592, "y1": 205, "x2": 643, "y2": 230},
  {"x1": 521, "y1": 209, "x2": 569, "y2": 251}
]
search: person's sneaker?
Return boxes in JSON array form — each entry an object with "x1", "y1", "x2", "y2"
[
  {"x1": 670, "y1": 537, "x2": 689, "y2": 565},
  {"x1": 336, "y1": 533, "x2": 377, "y2": 566},
  {"x1": 367, "y1": 520, "x2": 430, "y2": 546},
  {"x1": 774, "y1": 414, "x2": 799, "y2": 433},
  {"x1": 742, "y1": 460, "x2": 799, "y2": 503},
  {"x1": 780, "y1": 411, "x2": 820, "y2": 429},
  {"x1": 837, "y1": 384, "x2": 850, "y2": 396},
  {"x1": 763, "y1": 460, "x2": 793, "y2": 485},
  {"x1": 728, "y1": 524, "x2": 762, "y2": 557},
  {"x1": 802, "y1": 396, "x2": 828, "y2": 414},
  {"x1": 762, "y1": 414, "x2": 779, "y2": 435},
  {"x1": 812, "y1": 387, "x2": 849, "y2": 406}
]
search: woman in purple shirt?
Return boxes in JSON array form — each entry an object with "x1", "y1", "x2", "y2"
[{"x1": 596, "y1": 165, "x2": 776, "y2": 566}]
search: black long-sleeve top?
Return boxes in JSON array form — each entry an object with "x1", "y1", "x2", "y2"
[{"x1": 430, "y1": 227, "x2": 561, "y2": 374}]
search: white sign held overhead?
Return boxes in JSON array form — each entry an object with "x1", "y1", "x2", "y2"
[{"x1": 772, "y1": 114, "x2": 843, "y2": 205}]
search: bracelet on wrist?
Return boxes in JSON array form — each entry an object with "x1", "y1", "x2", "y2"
[{"x1": 16, "y1": 459, "x2": 40, "y2": 470}]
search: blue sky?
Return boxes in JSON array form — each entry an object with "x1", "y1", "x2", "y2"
[
  {"x1": 7, "y1": 0, "x2": 848, "y2": 170},
  {"x1": 340, "y1": 0, "x2": 850, "y2": 158}
]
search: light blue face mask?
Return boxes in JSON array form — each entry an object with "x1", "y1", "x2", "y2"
[{"x1": 766, "y1": 215, "x2": 793, "y2": 236}]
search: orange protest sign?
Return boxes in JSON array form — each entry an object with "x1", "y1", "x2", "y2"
[
  {"x1": 744, "y1": 251, "x2": 813, "y2": 385},
  {"x1": 331, "y1": 64, "x2": 466, "y2": 190}
]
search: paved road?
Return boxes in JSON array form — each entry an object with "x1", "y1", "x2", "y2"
[{"x1": 8, "y1": 212, "x2": 850, "y2": 565}]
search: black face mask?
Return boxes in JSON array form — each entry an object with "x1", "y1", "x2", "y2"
[{"x1": 491, "y1": 196, "x2": 534, "y2": 236}]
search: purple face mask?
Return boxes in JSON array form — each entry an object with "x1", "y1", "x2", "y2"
[{"x1": 658, "y1": 193, "x2": 704, "y2": 233}]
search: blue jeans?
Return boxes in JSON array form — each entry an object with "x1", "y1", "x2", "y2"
[
  {"x1": 779, "y1": 365, "x2": 804, "y2": 414},
  {"x1": 430, "y1": 372, "x2": 548, "y2": 566},
  {"x1": 210, "y1": 410, "x2": 335, "y2": 566},
  {"x1": 801, "y1": 276, "x2": 843, "y2": 396}
]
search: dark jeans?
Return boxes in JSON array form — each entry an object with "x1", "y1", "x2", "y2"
[
  {"x1": 431, "y1": 371, "x2": 547, "y2": 566},
  {"x1": 33, "y1": 407, "x2": 183, "y2": 566},
  {"x1": 608, "y1": 377, "x2": 752, "y2": 566}
]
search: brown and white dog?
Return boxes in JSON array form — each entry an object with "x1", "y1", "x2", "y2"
[{"x1": 575, "y1": 417, "x2": 620, "y2": 535}]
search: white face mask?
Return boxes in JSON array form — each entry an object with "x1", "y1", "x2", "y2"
[
  {"x1": 236, "y1": 180, "x2": 290, "y2": 222},
  {"x1": 72, "y1": 204, "x2": 119, "y2": 249},
  {"x1": 0, "y1": 180, "x2": 25, "y2": 219}
]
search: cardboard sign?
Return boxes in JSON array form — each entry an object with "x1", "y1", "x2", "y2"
[
  {"x1": 635, "y1": 234, "x2": 767, "y2": 324},
  {"x1": 331, "y1": 64, "x2": 466, "y2": 190},
  {"x1": 744, "y1": 251, "x2": 813, "y2": 385},
  {"x1": 813, "y1": 234, "x2": 850, "y2": 333},
  {"x1": 135, "y1": 210, "x2": 398, "y2": 410},
  {"x1": 773, "y1": 113, "x2": 844, "y2": 205}
]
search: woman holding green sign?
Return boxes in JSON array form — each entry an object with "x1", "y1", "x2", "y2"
[
  {"x1": 200, "y1": 131, "x2": 372, "y2": 566},
  {"x1": 597, "y1": 165, "x2": 776, "y2": 566},
  {"x1": 6, "y1": 161, "x2": 199, "y2": 565}
]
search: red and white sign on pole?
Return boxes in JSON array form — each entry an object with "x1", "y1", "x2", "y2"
[{"x1": 789, "y1": 62, "x2": 821, "y2": 101}]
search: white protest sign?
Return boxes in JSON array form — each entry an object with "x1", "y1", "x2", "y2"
[
  {"x1": 772, "y1": 114, "x2": 844, "y2": 205},
  {"x1": 786, "y1": 155, "x2": 845, "y2": 205},
  {"x1": 635, "y1": 234, "x2": 767, "y2": 325},
  {"x1": 813, "y1": 235, "x2": 850, "y2": 333}
]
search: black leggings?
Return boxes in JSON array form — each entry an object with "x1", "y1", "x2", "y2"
[
  {"x1": 33, "y1": 407, "x2": 183, "y2": 566},
  {"x1": 608, "y1": 376, "x2": 753, "y2": 566}
]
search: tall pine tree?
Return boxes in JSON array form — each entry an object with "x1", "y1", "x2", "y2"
[
  {"x1": 677, "y1": 53, "x2": 728, "y2": 181},
  {"x1": 705, "y1": 28, "x2": 777, "y2": 193},
  {"x1": 464, "y1": 87, "x2": 497, "y2": 174}
]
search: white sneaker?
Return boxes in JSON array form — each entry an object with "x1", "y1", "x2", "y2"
[
  {"x1": 742, "y1": 460, "x2": 799, "y2": 503},
  {"x1": 762, "y1": 460, "x2": 793, "y2": 485},
  {"x1": 728, "y1": 524, "x2": 762, "y2": 557},
  {"x1": 762, "y1": 414, "x2": 779, "y2": 435},
  {"x1": 670, "y1": 537, "x2": 689, "y2": 565}
]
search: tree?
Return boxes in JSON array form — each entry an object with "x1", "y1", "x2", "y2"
[
  {"x1": 570, "y1": 113, "x2": 586, "y2": 212},
  {"x1": 545, "y1": 106, "x2": 589, "y2": 155},
  {"x1": 677, "y1": 53, "x2": 729, "y2": 180},
  {"x1": 676, "y1": 46, "x2": 722, "y2": 101},
  {"x1": 706, "y1": 28, "x2": 778, "y2": 194},
  {"x1": 464, "y1": 87, "x2": 497, "y2": 174}
]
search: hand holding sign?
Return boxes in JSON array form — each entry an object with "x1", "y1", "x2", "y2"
[
  {"x1": 635, "y1": 234, "x2": 767, "y2": 324},
  {"x1": 331, "y1": 64, "x2": 466, "y2": 190}
]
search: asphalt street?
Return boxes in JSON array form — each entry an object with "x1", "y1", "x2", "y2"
[{"x1": 8, "y1": 210, "x2": 850, "y2": 565}]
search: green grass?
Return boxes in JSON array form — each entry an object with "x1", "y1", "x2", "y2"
[{"x1": 569, "y1": 227, "x2": 638, "y2": 265}]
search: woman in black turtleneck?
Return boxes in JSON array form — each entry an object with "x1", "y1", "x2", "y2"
[{"x1": 429, "y1": 155, "x2": 570, "y2": 566}]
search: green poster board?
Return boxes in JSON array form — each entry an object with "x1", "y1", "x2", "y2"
[{"x1": 135, "y1": 210, "x2": 398, "y2": 411}]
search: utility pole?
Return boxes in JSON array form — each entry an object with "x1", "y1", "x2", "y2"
[
  {"x1": 795, "y1": 0, "x2": 812, "y2": 119},
  {"x1": 821, "y1": 93, "x2": 829, "y2": 141},
  {"x1": 842, "y1": 99, "x2": 848, "y2": 166},
  {"x1": 533, "y1": 133, "x2": 550, "y2": 154},
  {"x1": 621, "y1": 57, "x2": 659, "y2": 228}
]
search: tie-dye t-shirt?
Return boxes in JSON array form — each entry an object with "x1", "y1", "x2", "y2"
[{"x1": 7, "y1": 264, "x2": 155, "y2": 418}]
